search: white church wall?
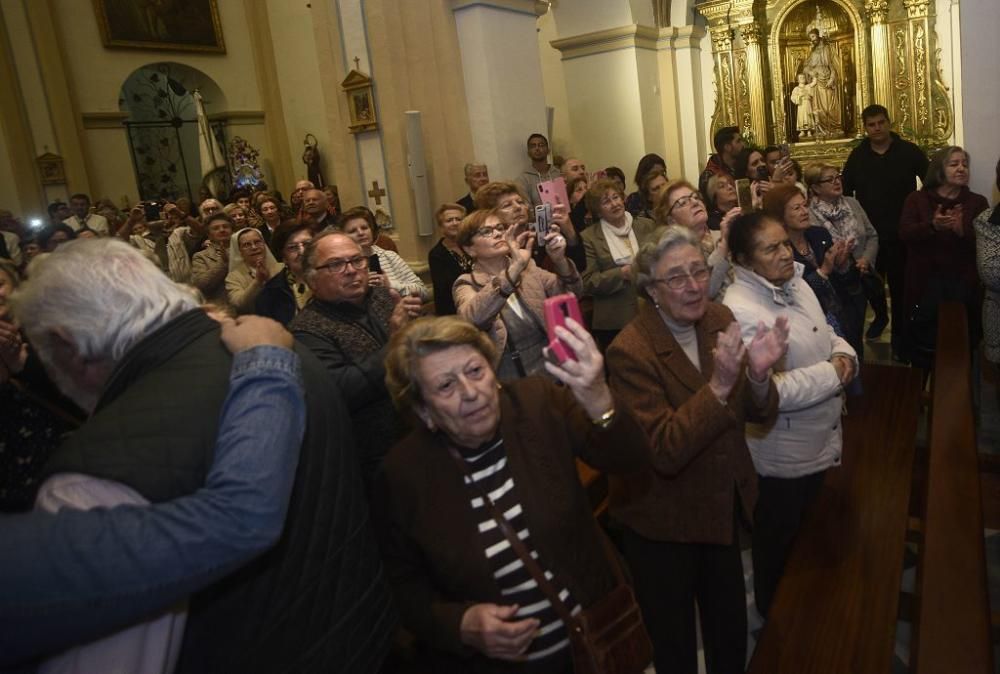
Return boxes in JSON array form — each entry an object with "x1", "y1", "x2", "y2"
[
  {"x1": 538, "y1": 8, "x2": 574, "y2": 162},
  {"x1": 958, "y1": 0, "x2": 1000, "y2": 201}
]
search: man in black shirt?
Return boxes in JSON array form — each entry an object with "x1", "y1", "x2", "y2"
[{"x1": 842, "y1": 104, "x2": 928, "y2": 360}]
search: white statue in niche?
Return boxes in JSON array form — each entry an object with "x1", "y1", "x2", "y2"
[
  {"x1": 790, "y1": 73, "x2": 819, "y2": 138},
  {"x1": 800, "y1": 24, "x2": 843, "y2": 136}
]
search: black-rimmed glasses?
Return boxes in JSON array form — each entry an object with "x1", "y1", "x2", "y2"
[{"x1": 315, "y1": 256, "x2": 369, "y2": 274}]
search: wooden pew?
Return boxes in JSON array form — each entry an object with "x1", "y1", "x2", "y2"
[
  {"x1": 747, "y1": 363, "x2": 924, "y2": 673},
  {"x1": 911, "y1": 303, "x2": 993, "y2": 673}
]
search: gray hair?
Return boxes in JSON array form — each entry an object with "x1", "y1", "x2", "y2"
[
  {"x1": 10, "y1": 239, "x2": 199, "y2": 366},
  {"x1": 634, "y1": 225, "x2": 704, "y2": 298},
  {"x1": 198, "y1": 198, "x2": 223, "y2": 218},
  {"x1": 301, "y1": 228, "x2": 359, "y2": 282},
  {"x1": 464, "y1": 162, "x2": 487, "y2": 176}
]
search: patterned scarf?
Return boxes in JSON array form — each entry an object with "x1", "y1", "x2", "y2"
[{"x1": 809, "y1": 196, "x2": 860, "y2": 243}]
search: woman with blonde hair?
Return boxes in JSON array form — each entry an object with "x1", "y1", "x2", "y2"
[
  {"x1": 655, "y1": 179, "x2": 740, "y2": 300},
  {"x1": 427, "y1": 202, "x2": 471, "y2": 316}
]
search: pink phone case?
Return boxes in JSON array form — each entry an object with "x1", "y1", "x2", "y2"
[
  {"x1": 537, "y1": 177, "x2": 570, "y2": 211},
  {"x1": 543, "y1": 293, "x2": 584, "y2": 363}
]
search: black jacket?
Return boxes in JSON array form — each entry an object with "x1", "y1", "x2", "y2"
[
  {"x1": 47, "y1": 309, "x2": 395, "y2": 673},
  {"x1": 841, "y1": 133, "x2": 928, "y2": 240},
  {"x1": 428, "y1": 239, "x2": 469, "y2": 316},
  {"x1": 255, "y1": 271, "x2": 298, "y2": 326}
]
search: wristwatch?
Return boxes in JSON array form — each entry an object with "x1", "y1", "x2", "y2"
[{"x1": 591, "y1": 408, "x2": 616, "y2": 430}]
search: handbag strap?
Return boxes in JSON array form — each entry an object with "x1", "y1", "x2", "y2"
[{"x1": 445, "y1": 443, "x2": 579, "y2": 630}]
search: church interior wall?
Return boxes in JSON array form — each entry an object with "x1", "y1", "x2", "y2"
[
  {"x1": 537, "y1": 9, "x2": 574, "y2": 160},
  {"x1": 958, "y1": 0, "x2": 1000, "y2": 201}
]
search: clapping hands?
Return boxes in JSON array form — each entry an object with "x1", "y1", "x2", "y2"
[
  {"x1": 747, "y1": 316, "x2": 790, "y2": 380},
  {"x1": 709, "y1": 322, "x2": 746, "y2": 401}
]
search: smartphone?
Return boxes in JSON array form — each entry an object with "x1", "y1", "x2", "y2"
[
  {"x1": 537, "y1": 177, "x2": 570, "y2": 212},
  {"x1": 755, "y1": 165, "x2": 770, "y2": 182},
  {"x1": 142, "y1": 201, "x2": 162, "y2": 222},
  {"x1": 534, "y1": 203, "x2": 552, "y2": 244},
  {"x1": 736, "y1": 178, "x2": 753, "y2": 210},
  {"x1": 543, "y1": 293, "x2": 584, "y2": 364},
  {"x1": 368, "y1": 253, "x2": 382, "y2": 274}
]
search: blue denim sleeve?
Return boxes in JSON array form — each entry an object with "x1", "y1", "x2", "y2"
[{"x1": 0, "y1": 345, "x2": 305, "y2": 666}]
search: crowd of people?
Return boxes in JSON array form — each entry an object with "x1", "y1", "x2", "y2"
[{"x1": 1, "y1": 101, "x2": 997, "y2": 674}]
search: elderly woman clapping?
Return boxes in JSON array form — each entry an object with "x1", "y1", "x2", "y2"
[
  {"x1": 226, "y1": 227, "x2": 283, "y2": 314},
  {"x1": 454, "y1": 209, "x2": 582, "y2": 379},
  {"x1": 606, "y1": 225, "x2": 787, "y2": 673},
  {"x1": 722, "y1": 211, "x2": 857, "y2": 618},
  {"x1": 377, "y1": 315, "x2": 651, "y2": 672}
]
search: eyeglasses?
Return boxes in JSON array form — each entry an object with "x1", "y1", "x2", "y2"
[
  {"x1": 284, "y1": 241, "x2": 309, "y2": 253},
  {"x1": 315, "y1": 256, "x2": 369, "y2": 274},
  {"x1": 816, "y1": 173, "x2": 843, "y2": 184},
  {"x1": 475, "y1": 224, "x2": 508, "y2": 239},
  {"x1": 666, "y1": 192, "x2": 703, "y2": 216},
  {"x1": 239, "y1": 239, "x2": 265, "y2": 250},
  {"x1": 652, "y1": 266, "x2": 711, "y2": 290}
]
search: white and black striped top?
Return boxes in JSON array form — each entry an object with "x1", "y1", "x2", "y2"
[{"x1": 458, "y1": 436, "x2": 581, "y2": 662}]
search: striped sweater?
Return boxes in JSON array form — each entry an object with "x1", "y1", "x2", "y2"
[{"x1": 457, "y1": 435, "x2": 580, "y2": 662}]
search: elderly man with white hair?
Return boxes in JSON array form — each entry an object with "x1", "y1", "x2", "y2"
[
  {"x1": 457, "y1": 162, "x2": 489, "y2": 213},
  {"x1": 11, "y1": 239, "x2": 395, "y2": 673}
]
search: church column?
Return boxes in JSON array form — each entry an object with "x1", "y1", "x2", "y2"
[
  {"x1": 902, "y1": 0, "x2": 934, "y2": 139},
  {"x1": 549, "y1": 24, "x2": 663, "y2": 173},
  {"x1": 738, "y1": 23, "x2": 769, "y2": 147},
  {"x1": 866, "y1": 1, "x2": 893, "y2": 111},
  {"x1": 707, "y1": 26, "x2": 738, "y2": 138},
  {"x1": 0, "y1": 10, "x2": 42, "y2": 214},
  {"x1": 244, "y1": 0, "x2": 295, "y2": 198},
  {"x1": 450, "y1": 0, "x2": 549, "y2": 180},
  {"x1": 656, "y1": 25, "x2": 709, "y2": 182}
]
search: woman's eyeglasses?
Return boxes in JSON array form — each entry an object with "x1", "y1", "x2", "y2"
[
  {"x1": 816, "y1": 173, "x2": 843, "y2": 184},
  {"x1": 652, "y1": 266, "x2": 711, "y2": 290},
  {"x1": 475, "y1": 224, "x2": 508, "y2": 239},
  {"x1": 666, "y1": 192, "x2": 703, "y2": 216}
]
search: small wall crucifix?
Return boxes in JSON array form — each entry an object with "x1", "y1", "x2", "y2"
[
  {"x1": 353, "y1": 56, "x2": 361, "y2": 71},
  {"x1": 368, "y1": 180, "x2": 386, "y2": 205}
]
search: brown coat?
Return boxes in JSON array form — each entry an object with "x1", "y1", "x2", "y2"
[
  {"x1": 606, "y1": 301, "x2": 778, "y2": 545},
  {"x1": 374, "y1": 377, "x2": 650, "y2": 673}
]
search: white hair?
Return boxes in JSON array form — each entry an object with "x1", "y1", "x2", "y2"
[
  {"x1": 10, "y1": 238, "x2": 199, "y2": 366},
  {"x1": 199, "y1": 198, "x2": 222, "y2": 218}
]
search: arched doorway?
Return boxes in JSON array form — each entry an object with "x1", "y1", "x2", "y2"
[{"x1": 119, "y1": 63, "x2": 229, "y2": 201}]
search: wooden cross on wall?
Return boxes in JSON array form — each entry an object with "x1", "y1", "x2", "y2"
[
  {"x1": 368, "y1": 180, "x2": 386, "y2": 205},
  {"x1": 353, "y1": 56, "x2": 361, "y2": 71}
]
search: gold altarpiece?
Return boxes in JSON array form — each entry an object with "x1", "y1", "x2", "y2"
[{"x1": 695, "y1": 0, "x2": 954, "y2": 165}]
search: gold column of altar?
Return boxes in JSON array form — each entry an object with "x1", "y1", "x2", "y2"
[
  {"x1": 695, "y1": 0, "x2": 954, "y2": 165},
  {"x1": 739, "y1": 23, "x2": 770, "y2": 146},
  {"x1": 866, "y1": 0, "x2": 893, "y2": 110}
]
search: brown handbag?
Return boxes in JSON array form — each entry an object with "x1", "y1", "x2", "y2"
[{"x1": 447, "y1": 446, "x2": 653, "y2": 674}]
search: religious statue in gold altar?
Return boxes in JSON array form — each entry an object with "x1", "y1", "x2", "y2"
[{"x1": 696, "y1": 0, "x2": 954, "y2": 164}]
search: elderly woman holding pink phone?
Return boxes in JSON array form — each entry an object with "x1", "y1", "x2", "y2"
[
  {"x1": 453, "y1": 208, "x2": 582, "y2": 379},
  {"x1": 376, "y1": 314, "x2": 652, "y2": 672}
]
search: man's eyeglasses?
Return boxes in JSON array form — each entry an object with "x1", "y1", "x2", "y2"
[
  {"x1": 666, "y1": 192, "x2": 703, "y2": 216},
  {"x1": 475, "y1": 224, "x2": 508, "y2": 239},
  {"x1": 284, "y1": 242, "x2": 309, "y2": 253},
  {"x1": 652, "y1": 266, "x2": 711, "y2": 290},
  {"x1": 817, "y1": 173, "x2": 843, "y2": 184},
  {"x1": 315, "y1": 256, "x2": 369, "y2": 274}
]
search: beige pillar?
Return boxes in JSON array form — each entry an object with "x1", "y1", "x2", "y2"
[
  {"x1": 451, "y1": 0, "x2": 549, "y2": 180},
  {"x1": 0, "y1": 14, "x2": 42, "y2": 214},
  {"x1": 708, "y1": 27, "x2": 737, "y2": 138},
  {"x1": 244, "y1": 0, "x2": 295, "y2": 194},
  {"x1": 656, "y1": 25, "x2": 709, "y2": 181},
  {"x1": 738, "y1": 23, "x2": 769, "y2": 147},
  {"x1": 866, "y1": 0, "x2": 893, "y2": 110},
  {"x1": 23, "y1": 0, "x2": 91, "y2": 196}
]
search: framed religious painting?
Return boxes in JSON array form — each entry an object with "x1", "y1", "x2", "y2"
[
  {"x1": 93, "y1": 0, "x2": 226, "y2": 53},
  {"x1": 341, "y1": 69, "x2": 378, "y2": 134}
]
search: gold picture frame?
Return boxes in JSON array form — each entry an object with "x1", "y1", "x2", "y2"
[
  {"x1": 341, "y1": 70, "x2": 378, "y2": 134},
  {"x1": 93, "y1": 0, "x2": 226, "y2": 53},
  {"x1": 37, "y1": 152, "x2": 66, "y2": 186}
]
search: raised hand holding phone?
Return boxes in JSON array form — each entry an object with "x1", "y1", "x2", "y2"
[{"x1": 541, "y1": 311, "x2": 614, "y2": 421}]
